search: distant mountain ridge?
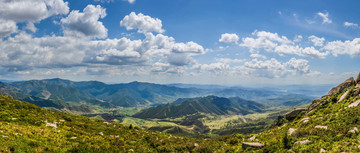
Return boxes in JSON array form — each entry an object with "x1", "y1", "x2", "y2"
[
  {"x1": 0, "y1": 78, "x2": 315, "y2": 109},
  {"x1": 133, "y1": 96, "x2": 267, "y2": 119}
]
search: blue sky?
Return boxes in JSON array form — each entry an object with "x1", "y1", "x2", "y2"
[{"x1": 0, "y1": 0, "x2": 359, "y2": 85}]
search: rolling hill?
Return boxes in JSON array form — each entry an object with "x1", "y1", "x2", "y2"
[{"x1": 133, "y1": 96, "x2": 267, "y2": 119}]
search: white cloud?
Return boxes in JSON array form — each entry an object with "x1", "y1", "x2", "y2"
[
  {"x1": 215, "y1": 58, "x2": 244, "y2": 63},
  {"x1": 0, "y1": 0, "x2": 69, "y2": 37},
  {"x1": 219, "y1": 33, "x2": 239, "y2": 44},
  {"x1": 317, "y1": 11, "x2": 332, "y2": 24},
  {"x1": 120, "y1": 12, "x2": 165, "y2": 34},
  {"x1": 0, "y1": 0, "x2": 69, "y2": 23},
  {"x1": 308, "y1": 35, "x2": 325, "y2": 46},
  {"x1": 0, "y1": 19, "x2": 17, "y2": 37},
  {"x1": 61, "y1": 5, "x2": 108, "y2": 38},
  {"x1": 128, "y1": 0, "x2": 136, "y2": 4},
  {"x1": 285, "y1": 57, "x2": 310, "y2": 74},
  {"x1": 323, "y1": 38, "x2": 360, "y2": 57},
  {"x1": 240, "y1": 31, "x2": 328, "y2": 58},
  {"x1": 172, "y1": 42, "x2": 204, "y2": 54},
  {"x1": 25, "y1": 22, "x2": 37, "y2": 33},
  {"x1": 344, "y1": 21, "x2": 359, "y2": 28}
]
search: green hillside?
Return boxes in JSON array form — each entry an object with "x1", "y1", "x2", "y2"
[{"x1": 133, "y1": 96, "x2": 266, "y2": 119}]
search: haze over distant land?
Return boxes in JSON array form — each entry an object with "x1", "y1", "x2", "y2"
[{"x1": 0, "y1": 0, "x2": 359, "y2": 85}]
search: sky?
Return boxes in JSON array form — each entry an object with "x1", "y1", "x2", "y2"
[{"x1": 0, "y1": 0, "x2": 359, "y2": 85}]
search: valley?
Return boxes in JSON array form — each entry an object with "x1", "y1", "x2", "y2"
[{"x1": 0, "y1": 78, "x2": 321, "y2": 137}]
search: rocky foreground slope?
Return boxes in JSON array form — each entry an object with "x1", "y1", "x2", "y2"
[{"x1": 1, "y1": 73, "x2": 360, "y2": 152}]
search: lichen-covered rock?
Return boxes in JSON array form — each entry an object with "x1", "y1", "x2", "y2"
[
  {"x1": 242, "y1": 142, "x2": 264, "y2": 149},
  {"x1": 285, "y1": 108, "x2": 306, "y2": 121},
  {"x1": 288, "y1": 128, "x2": 298, "y2": 136},
  {"x1": 294, "y1": 139, "x2": 310, "y2": 145},
  {"x1": 328, "y1": 77, "x2": 355, "y2": 96},
  {"x1": 345, "y1": 100, "x2": 360, "y2": 109},
  {"x1": 338, "y1": 90, "x2": 350, "y2": 102},
  {"x1": 315, "y1": 125, "x2": 328, "y2": 130}
]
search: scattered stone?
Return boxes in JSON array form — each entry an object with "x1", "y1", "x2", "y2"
[
  {"x1": 288, "y1": 128, "x2": 298, "y2": 136},
  {"x1": 194, "y1": 143, "x2": 199, "y2": 147},
  {"x1": 2, "y1": 135, "x2": 8, "y2": 138},
  {"x1": 299, "y1": 117, "x2": 310, "y2": 124},
  {"x1": 345, "y1": 100, "x2": 360, "y2": 109},
  {"x1": 11, "y1": 117, "x2": 17, "y2": 120},
  {"x1": 70, "y1": 137, "x2": 77, "y2": 139},
  {"x1": 338, "y1": 90, "x2": 350, "y2": 102},
  {"x1": 348, "y1": 127, "x2": 358, "y2": 133},
  {"x1": 242, "y1": 142, "x2": 264, "y2": 149},
  {"x1": 315, "y1": 125, "x2": 328, "y2": 130},
  {"x1": 294, "y1": 139, "x2": 310, "y2": 145},
  {"x1": 115, "y1": 135, "x2": 119, "y2": 138},
  {"x1": 328, "y1": 77, "x2": 355, "y2": 96},
  {"x1": 45, "y1": 121, "x2": 57, "y2": 129},
  {"x1": 99, "y1": 132, "x2": 104, "y2": 136},
  {"x1": 249, "y1": 134, "x2": 258, "y2": 141},
  {"x1": 286, "y1": 108, "x2": 306, "y2": 121},
  {"x1": 320, "y1": 148, "x2": 326, "y2": 152},
  {"x1": 59, "y1": 119, "x2": 65, "y2": 122},
  {"x1": 103, "y1": 122, "x2": 111, "y2": 125},
  {"x1": 128, "y1": 149, "x2": 134, "y2": 152}
]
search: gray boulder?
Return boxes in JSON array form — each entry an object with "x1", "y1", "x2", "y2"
[
  {"x1": 285, "y1": 108, "x2": 306, "y2": 121},
  {"x1": 328, "y1": 77, "x2": 355, "y2": 96},
  {"x1": 242, "y1": 142, "x2": 264, "y2": 149}
]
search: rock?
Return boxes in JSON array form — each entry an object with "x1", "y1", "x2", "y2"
[
  {"x1": 285, "y1": 108, "x2": 306, "y2": 121},
  {"x1": 99, "y1": 132, "x2": 104, "y2": 136},
  {"x1": 315, "y1": 125, "x2": 328, "y2": 130},
  {"x1": 70, "y1": 137, "x2": 77, "y2": 139},
  {"x1": 353, "y1": 88, "x2": 360, "y2": 96},
  {"x1": 194, "y1": 143, "x2": 199, "y2": 147},
  {"x1": 328, "y1": 77, "x2": 355, "y2": 96},
  {"x1": 356, "y1": 72, "x2": 360, "y2": 84},
  {"x1": 294, "y1": 139, "x2": 310, "y2": 145},
  {"x1": 348, "y1": 127, "x2": 358, "y2": 133},
  {"x1": 288, "y1": 128, "x2": 298, "y2": 136},
  {"x1": 338, "y1": 90, "x2": 350, "y2": 102},
  {"x1": 299, "y1": 117, "x2": 310, "y2": 124},
  {"x1": 307, "y1": 98, "x2": 328, "y2": 114},
  {"x1": 242, "y1": 142, "x2": 264, "y2": 149},
  {"x1": 249, "y1": 134, "x2": 258, "y2": 141},
  {"x1": 320, "y1": 148, "x2": 326, "y2": 152},
  {"x1": 345, "y1": 100, "x2": 360, "y2": 109}
]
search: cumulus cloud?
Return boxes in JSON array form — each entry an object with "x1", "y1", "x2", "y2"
[
  {"x1": 240, "y1": 31, "x2": 328, "y2": 58},
  {"x1": 0, "y1": 19, "x2": 18, "y2": 37},
  {"x1": 323, "y1": 38, "x2": 360, "y2": 57},
  {"x1": 285, "y1": 58, "x2": 310, "y2": 74},
  {"x1": 344, "y1": 21, "x2": 359, "y2": 28},
  {"x1": 61, "y1": 5, "x2": 108, "y2": 38},
  {"x1": 215, "y1": 58, "x2": 244, "y2": 63},
  {"x1": 219, "y1": 33, "x2": 239, "y2": 44},
  {"x1": 308, "y1": 35, "x2": 325, "y2": 46},
  {"x1": 0, "y1": 0, "x2": 69, "y2": 37},
  {"x1": 128, "y1": 0, "x2": 136, "y2": 4},
  {"x1": 120, "y1": 12, "x2": 165, "y2": 33},
  {"x1": 317, "y1": 11, "x2": 332, "y2": 24}
]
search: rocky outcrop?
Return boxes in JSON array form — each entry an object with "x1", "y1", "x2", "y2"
[
  {"x1": 338, "y1": 90, "x2": 350, "y2": 102},
  {"x1": 285, "y1": 108, "x2": 306, "y2": 121},
  {"x1": 294, "y1": 139, "x2": 310, "y2": 145},
  {"x1": 328, "y1": 77, "x2": 355, "y2": 96},
  {"x1": 345, "y1": 100, "x2": 360, "y2": 109},
  {"x1": 242, "y1": 142, "x2": 264, "y2": 149},
  {"x1": 315, "y1": 125, "x2": 328, "y2": 130},
  {"x1": 288, "y1": 128, "x2": 298, "y2": 136},
  {"x1": 299, "y1": 117, "x2": 310, "y2": 124},
  {"x1": 356, "y1": 72, "x2": 360, "y2": 84},
  {"x1": 348, "y1": 127, "x2": 358, "y2": 133},
  {"x1": 307, "y1": 98, "x2": 328, "y2": 114}
]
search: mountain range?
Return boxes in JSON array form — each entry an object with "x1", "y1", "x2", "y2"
[
  {"x1": 133, "y1": 96, "x2": 266, "y2": 119},
  {"x1": 0, "y1": 78, "x2": 315, "y2": 111}
]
